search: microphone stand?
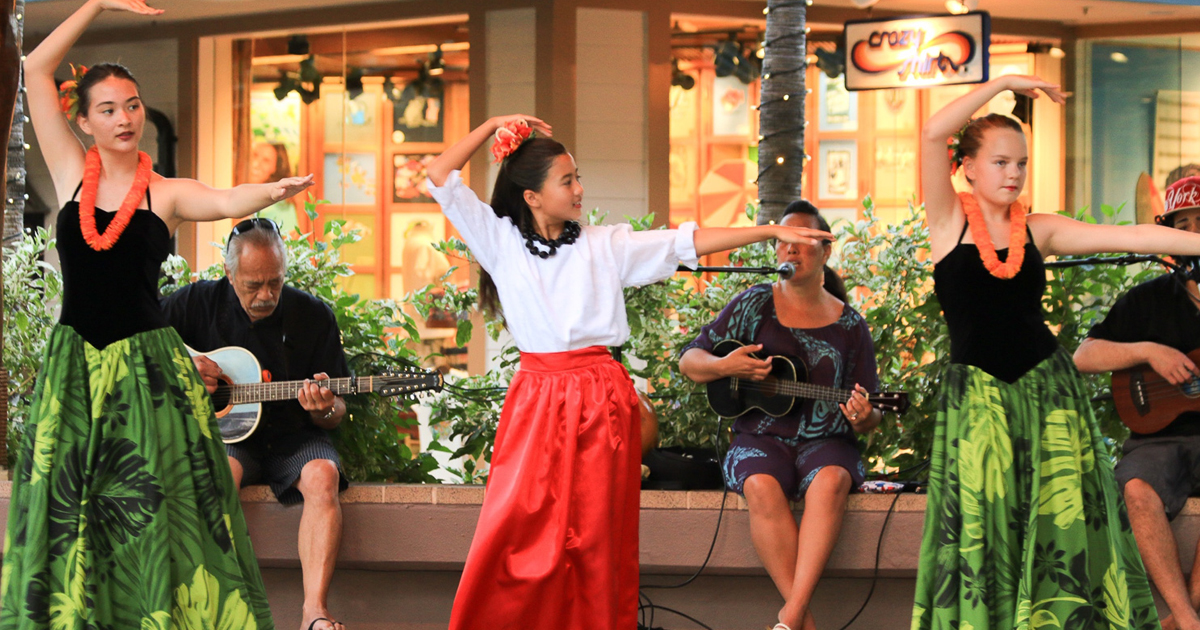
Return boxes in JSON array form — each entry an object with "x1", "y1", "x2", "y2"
[{"x1": 677, "y1": 263, "x2": 796, "y2": 279}]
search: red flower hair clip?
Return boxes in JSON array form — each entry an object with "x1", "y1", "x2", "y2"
[
  {"x1": 491, "y1": 119, "x2": 534, "y2": 164},
  {"x1": 58, "y1": 64, "x2": 89, "y2": 119},
  {"x1": 947, "y1": 121, "x2": 969, "y2": 176}
]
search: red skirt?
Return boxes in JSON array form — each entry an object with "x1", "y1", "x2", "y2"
[{"x1": 448, "y1": 346, "x2": 641, "y2": 630}]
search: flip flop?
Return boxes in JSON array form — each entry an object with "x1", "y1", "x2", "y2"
[{"x1": 306, "y1": 618, "x2": 341, "y2": 630}]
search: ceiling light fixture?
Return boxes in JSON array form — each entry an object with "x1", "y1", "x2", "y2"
[{"x1": 945, "y1": 0, "x2": 978, "y2": 15}]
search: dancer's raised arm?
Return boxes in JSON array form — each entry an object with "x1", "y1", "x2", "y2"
[
  {"x1": 24, "y1": 0, "x2": 162, "y2": 203},
  {"x1": 427, "y1": 115, "x2": 552, "y2": 187},
  {"x1": 921, "y1": 75, "x2": 1066, "y2": 234}
]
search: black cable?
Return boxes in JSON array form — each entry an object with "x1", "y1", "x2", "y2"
[
  {"x1": 867, "y1": 459, "x2": 929, "y2": 481},
  {"x1": 835, "y1": 490, "x2": 903, "y2": 630},
  {"x1": 638, "y1": 599, "x2": 715, "y2": 630},
  {"x1": 642, "y1": 417, "x2": 731, "y2": 591}
]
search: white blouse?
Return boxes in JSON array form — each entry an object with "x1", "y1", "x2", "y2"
[{"x1": 427, "y1": 170, "x2": 699, "y2": 353}]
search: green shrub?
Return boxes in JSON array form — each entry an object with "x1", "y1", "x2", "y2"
[{"x1": 2, "y1": 227, "x2": 63, "y2": 455}]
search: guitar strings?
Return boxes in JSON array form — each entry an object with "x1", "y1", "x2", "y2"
[{"x1": 728, "y1": 378, "x2": 905, "y2": 408}]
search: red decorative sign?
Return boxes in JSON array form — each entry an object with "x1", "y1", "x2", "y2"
[{"x1": 844, "y1": 12, "x2": 990, "y2": 91}]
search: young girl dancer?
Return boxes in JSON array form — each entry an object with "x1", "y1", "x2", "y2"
[
  {"x1": 426, "y1": 115, "x2": 832, "y2": 630},
  {"x1": 912, "y1": 74, "x2": 1200, "y2": 629},
  {"x1": 2, "y1": 1, "x2": 312, "y2": 628}
]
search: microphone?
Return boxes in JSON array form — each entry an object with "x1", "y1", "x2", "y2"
[{"x1": 776, "y1": 263, "x2": 795, "y2": 280}]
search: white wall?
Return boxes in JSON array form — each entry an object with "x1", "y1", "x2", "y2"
[
  {"x1": 482, "y1": 8, "x2": 538, "y2": 371},
  {"x1": 575, "y1": 7, "x2": 647, "y2": 225}
]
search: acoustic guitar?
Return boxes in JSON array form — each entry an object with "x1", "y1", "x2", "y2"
[
  {"x1": 1112, "y1": 348, "x2": 1200, "y2": 434},
  {"x1": 705, "y1": 340, "x2": 909, "y2": 419},
  {"x1": 188, "y1": 345, "x2": 443, "y2": 443}
]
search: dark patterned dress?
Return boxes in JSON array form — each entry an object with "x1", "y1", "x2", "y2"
[
  {"x1": 0, "y1": 192, "x2": 273, "y2": 629},
  {"x1": 683, "y1": 284, "x2": 878, "y2": 499},
  {"x1": 910, "y1": 222, "x2": 1157, "y2": 629}
]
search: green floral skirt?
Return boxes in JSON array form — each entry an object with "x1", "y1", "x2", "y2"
[
  {"x1": 911, "y1": 349, "x2": 1158, "y2": 630},
  {"x1": 0, "y1": 325, "x2": 273, "y2": 629}
]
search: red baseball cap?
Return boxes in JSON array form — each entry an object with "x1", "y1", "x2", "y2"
[{"x1": 1160, "y1": 176, "x2": 1200, "y2": 226}]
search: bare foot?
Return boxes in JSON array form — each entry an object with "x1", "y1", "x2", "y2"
[{"x1": 300, "y1": 608, "x2": 345, "y2": 630}]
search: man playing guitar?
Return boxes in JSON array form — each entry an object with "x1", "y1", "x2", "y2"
[
  {"x1": 1074, "y1": 173, "x2": 1200, "y2": 630},
  {"x1": 162, "y1": 217, "x2": 349, "y2": 630}
]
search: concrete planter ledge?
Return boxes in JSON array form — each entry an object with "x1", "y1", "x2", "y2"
[{"x1": 1, "y1": 482, "x2": 1198, "y2": 580}]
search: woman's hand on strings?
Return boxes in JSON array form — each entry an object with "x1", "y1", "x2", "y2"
[{"x1": 716, "y1": 344, "x2": 773, "y2": 381}]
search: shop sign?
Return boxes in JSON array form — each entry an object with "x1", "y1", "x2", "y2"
[{"x1": 843, "y1": 12, "x2": 990, "y2": 91}]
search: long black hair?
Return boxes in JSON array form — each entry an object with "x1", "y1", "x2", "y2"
[
  {"x1": 781, "y1": 200, "x2": 847, "y2": 303},
  {"x1": 75, "y1": 63, "x2": 141, "y2": 119},
  {"x1": 480, "y1": 137, "x2": 569, "y2": 318}
]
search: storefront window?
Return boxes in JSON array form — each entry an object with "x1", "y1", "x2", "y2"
[
  {"x1": 669, "y1": 32, "x2": 1060, "y2": 236},
  {"x1": 232, "y1": 21, "x2": 470, "y2": 309},
  {"x1": 1084, "y1": 35, "x2": 1197, "y2": 222}
]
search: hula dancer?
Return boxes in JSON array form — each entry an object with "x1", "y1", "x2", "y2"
[
  {"x1": 911, "y1": 74, "x2": 1200, "y2": 629},
  {"x1": 2, "y1": 1, "x2": 312, "y2": 628},
  {"x1": 425, "y1": 115, "x2": 832, "y2": 630}
]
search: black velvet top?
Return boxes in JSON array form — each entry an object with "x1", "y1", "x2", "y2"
[
  {"x1": 933, "y1": 222, "x2": 1058, "y2": 383},
  {"x1": 57, "y1": 184, "x2": 171, "y2": 349}
]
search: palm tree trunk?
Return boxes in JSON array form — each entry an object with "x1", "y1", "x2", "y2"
[
  {"x1": 758, "y1": 0, "x2": 807, "y2": 225},
  {"x1": 0, "y1": 0, "x2": 24, "y2": 466}
]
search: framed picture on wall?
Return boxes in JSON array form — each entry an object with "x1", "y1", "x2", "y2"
[
  {"x1": 819, "y1": 74, "x2": 857, "y2": 132},
  {"x1": 819, "y1": 140, "x2": 858, "y2": 201},
  {"x1": 323, "y1": 152, "x2": 377, "y2": 205},
  {"x1": 712, "y1": 75, "x2": 751, "y2": 137},
  {"x1": 873, "y1": 137, "x2": 919, "y2": 204},
  {"x1": 393, "y1": 153, "x2": 437, "y2": 203},
  {"x1": 392, "y1": 83, "x2": 444, "y2": 144},
  {"x1": 875, "y1": 89, "x2": 917, "y2": 133}
]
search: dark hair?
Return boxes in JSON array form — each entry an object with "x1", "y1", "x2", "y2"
[
  {"x1": 76, "y1": 63, "x2": 141, "y2": 119},
  {"x1": 781, "y1": 200, "x2": 847, "y2": 303},
  {"x1": 480, "y1": 137, "x2": 569, "y2": 318},
  {"x1": 1167, "y1": 163, "x2": 1200, "y2": 188},
  {"x1": 957, "y1": 113, "x2": 1024, "y2": 185},
  {"x1": 267, "y1": 143, "x2": 292, "y2": 181}
]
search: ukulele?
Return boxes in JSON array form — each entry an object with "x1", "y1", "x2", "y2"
[
  {"x1": 705, "y1": 340, "x2": 909, "y2": 419},
  {"x1": 188, "y1": 345, "x2": 442, "y2": 443},
  {"x1": 1112, "y1": 348, "x2": 1200, "y2": 434}
]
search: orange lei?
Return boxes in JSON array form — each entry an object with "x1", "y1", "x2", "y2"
[
  {"x1": 958, "y1": 191, "x2": 1027, "y2": 280},
  {"x1": 79, "y1": 146, "x2": 153, "y2": 251}
]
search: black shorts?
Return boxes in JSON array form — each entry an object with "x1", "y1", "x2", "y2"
[
  {"x1": 227, "y1": 434, "x2": 349, "y2": 505},
  {"x1": 1114, "y1": 433, "x2": 1200, "y2": 521},
  {"x1": 722, "y1": 433, "x2": 866, "y2": 501}
]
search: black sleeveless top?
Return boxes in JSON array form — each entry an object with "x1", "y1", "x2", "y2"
[
  {"x1": 933, "y1": 221, "x2": 1058, "y2": 383},
  {"x1": 57, "y1": 183, "x2": 171, "y2": 349}
]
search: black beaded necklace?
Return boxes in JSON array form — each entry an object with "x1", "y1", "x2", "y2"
[{"x1": 524, "y1": 221, "x2": 581, "y2": 259}]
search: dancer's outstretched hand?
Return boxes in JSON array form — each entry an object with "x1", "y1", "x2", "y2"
[
  {"x1": 96, "y1": 0, "x2": 164, "y2": 16},
  {"x1": 270, "y1": 173, "x2": 316, "y2": 202},
  {"x1": 774, "y1": 225, "x2": 835, "y2": 246},
  {"x1": 1002, "y1": 75, "x2": 1069, "y2": 105}
]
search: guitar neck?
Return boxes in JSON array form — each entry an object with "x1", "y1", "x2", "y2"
[
  {"x1": 730, "y1": 377, "x2": 859, "y2": 405},
  {"x1": 223, "y1": 377, "x2": 367, "y2": 405}
]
